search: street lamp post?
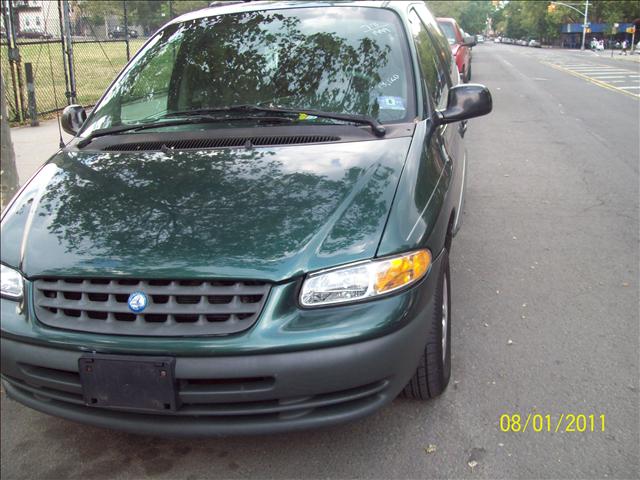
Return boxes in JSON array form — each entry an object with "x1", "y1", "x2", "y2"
[
  {"x1": 551, "y1": 1, "x2": 590, "y2": 51},
  {"x1": 581, "y1": 0, "x2": 589, "y2": 51}
]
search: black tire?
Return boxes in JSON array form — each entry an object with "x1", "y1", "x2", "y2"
[
  {"x1": 466, "y1": 64, "x2": 471, "y2": 82},
  {"x1": 402, "y1": 251, "x2": 452, "y2": 400}
]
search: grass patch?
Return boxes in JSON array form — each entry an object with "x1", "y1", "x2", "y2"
[{"x1": 1, "y1": 39, "x2": 146, "y2": 120}]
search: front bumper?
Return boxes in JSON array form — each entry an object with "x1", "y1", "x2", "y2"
[{"x1": 1, "y1": 254, "x2": 442, "y2": 436}]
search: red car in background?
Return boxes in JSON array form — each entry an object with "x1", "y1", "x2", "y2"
[{"x1": 437, "y1": 17, "x2": 475, "y2": 83}]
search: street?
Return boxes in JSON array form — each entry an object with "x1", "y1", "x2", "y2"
[{"x1": 1, "y1": 43, "x2": 639, "y2": 479}]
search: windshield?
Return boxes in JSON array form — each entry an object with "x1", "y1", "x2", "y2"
[
  {"x1": 81, "y1": 7, "x2": 414, "y2": 136},
  {"x1": 437, "y1": 21, "x2": 457, "y2": 45}
]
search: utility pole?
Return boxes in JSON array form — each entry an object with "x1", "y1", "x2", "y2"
[
  {"x1": 1, "y1": 72, "x2": 19, "y2": 210},
  {"x1": 580, "y1": 0, "x2": 589, "y2": 51},
  {"x1": 3, "y1": 0, "x2": 25, "y2": 122},
  {"x1": 550, "y1": 1, "x2": 590, "y2": 51},
  {"x1": 123, "y1": 0, "x2": 130, "y2": 60},
  {"x1": 62, "y1": 0, "x2": 77, "y2": 104},
  {"x1": 57, "y1": 0, "x2": 71, "y2": 106}
]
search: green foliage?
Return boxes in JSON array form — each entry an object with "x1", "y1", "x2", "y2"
[
  {"x1": 429, "y1": 0, "x2": 639, "y2": 42},
  {"x1": 589, "y1": 0, "x2": 640, "y2": 23},
  {"x1": 426, "y1": 1, "x2": 495, "y2": 34},
  {"x1": 74, "y1": 0, "x2": 123, "y2": 27},
  {"x1": 82, "y1": 0, "x2": 635, "y2": 41},
  {"x1": 496, "y1": 1, "x2": 559, "y2": 41},
  {"x1": 74, "y1": 1, "x2": 211, "y2": 33}
]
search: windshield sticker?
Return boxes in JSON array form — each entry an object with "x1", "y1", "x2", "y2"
[
  {"x1": 378, "y1": 74, "x2": 400, "y2": 89},
  {"x1": 298, "y1": 113, "x2": 318, "y2": 121},
  {"x1": 377, "y1": 96, "x2": 405, "y2": 111},
  {"x1": 360, "y1": 23, "x2": 392, "y2": 36}
]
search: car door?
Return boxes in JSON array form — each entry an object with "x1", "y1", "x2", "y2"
[
  {"x1": 415, "y1": 6, "x2": 467, "y2": 233},
  {"x1": 408, "y1": 6, "x2": 466, "y2": 234},
  {"x1": 407, "y1": 7, "x2": 451, "y2": 204}
]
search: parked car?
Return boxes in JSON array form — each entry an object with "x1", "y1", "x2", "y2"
[
  {"x1": 476, "y1": 34, "x2": 484, "y2": 43},
  {"x1": 460, "y1": 29, "x2": 473, "y2": 61},
  {"x1": 528, "y1": 39, "x2": 541, "y2": 48},
  {"x1": 108, "y1": 26, "x2": 139, "y2": 39},
  {"x1": 437, "y1": 17, "x2": 475, "y2": 82},
  {"x1": 18, "y1": 28, "x2": 53, "y2": 39},
  {"x1": 1, "y1": 1, "x2": 491, "y2": 436}
]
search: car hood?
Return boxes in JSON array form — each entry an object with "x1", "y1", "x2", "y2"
[{"x1": 2, "y1": 138, "x2": 411, "y2": 282}]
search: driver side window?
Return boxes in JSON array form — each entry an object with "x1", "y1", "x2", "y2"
[{"x1": 408, "y1": 10, "x2": 448, "y2": 114}]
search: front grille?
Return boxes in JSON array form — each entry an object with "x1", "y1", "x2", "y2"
[{"x1": 33, "y1": 278, "x2": 270, "y2": 336}]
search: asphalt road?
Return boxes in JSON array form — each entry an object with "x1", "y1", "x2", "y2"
[{"x1": 1, "y1": 44, "x2": 639, "y2": 480}]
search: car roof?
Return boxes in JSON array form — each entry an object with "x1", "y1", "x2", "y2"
[{"x1": 169, "y1": 1, "x2": 403, "y2": 25}]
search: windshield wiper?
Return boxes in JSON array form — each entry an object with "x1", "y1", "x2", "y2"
[
  {"x1": 78, "y1": 105, "x2": 385, "y2": 148},
  {"x1": 166, "y1": 105, "x2": 387, "y2": 137},
  {"x1": 76, "y1": 114, "x2": 294, "y2": 148}
]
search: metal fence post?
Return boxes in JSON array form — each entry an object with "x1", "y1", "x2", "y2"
[
  {"x1": 2, "y1": 0, "x2": 25, "y2": 122},
  {"x1": 62, "y1": 0, "x2": 77, "y2": 104},
  {"x1": 24, "y1": 63, "x2": 38, "y2": 127},
  {"x1": 1, "y1": 71, "x2": 20, "y2": 207},
  {"x1": 124, "y1": 0, "x2": 130, "y2": 61},
  {"x1": 57, "y1": 0, "x2": 71, "y2": 107}
]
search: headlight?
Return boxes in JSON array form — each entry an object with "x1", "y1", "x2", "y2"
[
  {"x1": 300, "y1": 249, "x2": 431, "y2": 307},
  {"x1": 1, "y1": 264, "x2": 24, "y2": 300}
]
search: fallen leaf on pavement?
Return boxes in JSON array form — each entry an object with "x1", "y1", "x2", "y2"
[{"x1": 424, "y1": 444, "x2": 437, "y2": 454}]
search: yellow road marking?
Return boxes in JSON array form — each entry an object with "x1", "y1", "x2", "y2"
[{"x1": 541, "y1": 61, "x2": 640, "y2": 99}]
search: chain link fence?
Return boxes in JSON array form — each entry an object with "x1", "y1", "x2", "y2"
[{"x1": 1, "y1": 0, "x2": 210, "y2": 124}]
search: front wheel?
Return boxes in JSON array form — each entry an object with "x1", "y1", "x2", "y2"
[{"x1": 402, "y1": 251, "x2": 452, "y2": 400}]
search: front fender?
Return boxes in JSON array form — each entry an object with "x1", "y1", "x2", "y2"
[{"x1": 377, "y1": 120, "x2": 453, "y2": 257}]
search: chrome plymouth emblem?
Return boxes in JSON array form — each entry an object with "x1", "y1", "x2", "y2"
[{"x1": 127, "y1": 291, "x2": 148, "y2": 313}]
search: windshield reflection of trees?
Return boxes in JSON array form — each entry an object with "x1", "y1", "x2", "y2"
[
  {"x1": 111, "y1": 10, "x2": 393, "y2": 122},
  {"x1": 37, "y1": 149, "x2": 393, "y2": 267}
]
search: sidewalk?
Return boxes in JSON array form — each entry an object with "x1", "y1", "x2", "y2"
[
  {"x1": 550, "y1": 45, "x2": 640, "y2": 63},
  {"x1": 10, "y1": 118, "x2": 72, "y2": 185},
  {"x1": 592, "y1": 50, "x2": 640, "y2": 63}
]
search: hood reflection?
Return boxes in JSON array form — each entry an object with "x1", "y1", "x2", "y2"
[{"x1": 21, "y1": 139, "x2": 410, "y2": 280}]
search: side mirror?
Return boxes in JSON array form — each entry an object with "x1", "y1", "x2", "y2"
[
  {"x1": 60, "y1": 104, "x2": 87, "y2": 135},
  {"x1": 463, "y1": 35, "x2": 477, "y2": 47},
  {"x1": 434, "y1": 84, "x2": 492, "y2": 125}
]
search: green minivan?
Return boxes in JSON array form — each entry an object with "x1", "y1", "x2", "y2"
[{"x1": 0, "y1": 1, "x2": 491, "y2": 435}]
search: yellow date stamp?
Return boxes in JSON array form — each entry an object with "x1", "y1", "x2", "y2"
[{"x1": 499, "y1": 413, "x2": 606, "y2": 433}]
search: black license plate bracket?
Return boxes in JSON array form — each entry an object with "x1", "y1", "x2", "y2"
[{"x1": 78, "y1": 354, "x2": 178, "y2": 412}]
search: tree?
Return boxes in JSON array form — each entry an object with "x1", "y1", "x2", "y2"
[
  {"x1": 426, "y1": 1, "x2": 495, "y2": 34},
  {"x1": 75, "y1": 0, "x2": 211, "y2": 34},
  {"x1": 74, "y1": 0, "x2": 123, "y2": 29},
  {"x1": 489, "y1": 0, "x2": 639, "y2": 41},
  {"x1": 590, "y1": 0, "x2": 640, "y2": 23}
]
